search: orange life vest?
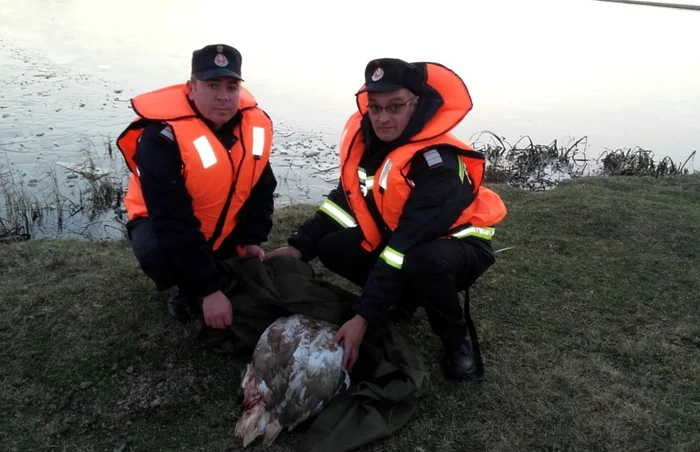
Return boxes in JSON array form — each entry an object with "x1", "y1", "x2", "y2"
[
  {"x1": 116, "y1": 84, "x2": 273, "y2": 251},
  {"x1": 324, "y1": 63, "x2": 507, "y2": 261}
]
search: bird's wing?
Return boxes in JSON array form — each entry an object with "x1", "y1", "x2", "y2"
[
  {"x1": 248, "y1": 316, "x2": 302, "y2": 408},
  {"x1": 277, "y1": 319, "x2": 345, "y2": 431}
]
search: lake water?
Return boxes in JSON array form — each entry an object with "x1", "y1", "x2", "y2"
[{"x1": 1, "y1": 0, "x2": 699, "y2": 238}]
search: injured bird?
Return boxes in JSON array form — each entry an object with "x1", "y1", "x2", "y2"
[{"x1": 234, "y1": 313, "x2": 351, "y2": 448}]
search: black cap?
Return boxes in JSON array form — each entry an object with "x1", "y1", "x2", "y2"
[
  {"x1": 191, "y1": 44, "x2": 243, "y2": 81},
  {"x1": 356, "y1": 58, "x2": 424, "y2": 96}
]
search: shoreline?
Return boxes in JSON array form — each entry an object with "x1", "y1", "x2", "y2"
[
  {"x1": 1, "y1": 142, "x2": 697, "y2": 242},
  {"x1": 2, "y1": 172, "x2": 699, "y2": 245}
]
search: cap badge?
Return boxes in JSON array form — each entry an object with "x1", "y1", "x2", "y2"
[
  {"x1": 371, "y1": 67, "x2": 384, "y2": 82},
  {"x1": 214, "y1": 52, "x2": 228, "y2": 67}
]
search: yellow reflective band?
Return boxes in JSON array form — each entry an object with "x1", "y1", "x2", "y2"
[
  {"x1": 380, "y1": 246, "x2": 404, "y2": 269},
  {"x1": 457, "y1": 155, "x2": 465, "y2": 182},
  {"x1": 365, "y1": 176, "x2": 374, "y2": 189},
  {"x1": 451, "y1": 226, "x2": 496, "y2": 240},
  {"x1": 319, "y1": 199, "x2": 357, "y2": 228}
]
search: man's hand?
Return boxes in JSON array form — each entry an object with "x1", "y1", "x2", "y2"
[
  {"x1": 202, "y1": 290, "x2": 233, "y2": 329},
  {"x1": 241, "y1": 244, "x2": 265, "y2": 260},
  {"x1": 265, "y1": 245, "x2": 302, "y2": 260},
  {"x1": 330, "y1": 314, "x2": 368, "y2": 371}
]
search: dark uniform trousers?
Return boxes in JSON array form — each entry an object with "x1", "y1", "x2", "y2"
[
  {"x1": 125, "y1": 217, "x2": 239, "y2": 295},
  {"x1": 316, "y1": 227, "x2": 495, "y2": 350}
]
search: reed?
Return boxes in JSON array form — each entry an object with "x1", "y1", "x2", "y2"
[
  {"x1": 0, "y1": 135, "x2": 128, "y2": 241},
  {"x1": 473, "y1": 131, "x2": 696, "y2": 190}
]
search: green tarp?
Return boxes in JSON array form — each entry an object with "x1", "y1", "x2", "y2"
[{"x1": 198, "y1": 255, "x2": 429, "y2": 452}]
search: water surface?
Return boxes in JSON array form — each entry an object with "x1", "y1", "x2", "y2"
[{"x1": 1, "y1": 0, "x2": 698, "y2": 237}]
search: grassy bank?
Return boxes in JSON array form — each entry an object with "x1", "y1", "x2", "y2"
[{"x1": 1, "y1": 174, "x2": 699, "y2": 451}]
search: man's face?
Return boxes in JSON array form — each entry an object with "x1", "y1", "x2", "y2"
[
  {"x1": 366, "y1": 88, "x2": 419, "y2": 142},
  {"x1": 187, "y1": 77, "x2": 241, "y2": 128}
]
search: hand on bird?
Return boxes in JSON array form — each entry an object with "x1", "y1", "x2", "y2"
[{"x1": 330, "y1": 314, "x2": 367, "y2": 371}]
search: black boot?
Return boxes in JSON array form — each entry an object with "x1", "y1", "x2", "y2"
[
  {"x1": 443, "y1": 340, "x2": 478, "y2": 380},
  {"x1": 167, "y1": 289, "x2": 196, "y2": 323}
]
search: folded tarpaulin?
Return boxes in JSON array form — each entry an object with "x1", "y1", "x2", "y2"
[{"x1": 198, "y1": 255, "x2": 429, "y2": 452}]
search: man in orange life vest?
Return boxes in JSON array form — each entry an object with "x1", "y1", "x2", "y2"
[
  {"x1": 117, "y1": 44, "x2": 277, "y2": 327},
  {"x1": 268, "y1": 58, "x2": 507, "y2": 380}
]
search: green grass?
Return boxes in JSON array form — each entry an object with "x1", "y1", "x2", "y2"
[{"x1": 1, "y1": 174, "x2": 699, "y2": 452}]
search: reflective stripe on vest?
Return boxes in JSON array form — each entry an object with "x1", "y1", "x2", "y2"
[
  {"x1": 378, "y1": 159, "x2": 393, "y2": 191},
  {"x1": 252, "y1": 126, "x2": 266, "y2": 158},
  {"x1": 190, "y1": 123, "x2": 267, "y2": 172},
  {"x1": 358, "y1": 167, "x2": 375, "y2": 196},
  {"x1": 319, "y1": 199, "x2": 357, "y2": 228},
  {"x1": 193, "y1": 135, "x2": 217, "y2": 169}
]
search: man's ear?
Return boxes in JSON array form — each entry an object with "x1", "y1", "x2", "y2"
[{"x1": 186, "y1": 79, "x2": 194, "y2": 100}]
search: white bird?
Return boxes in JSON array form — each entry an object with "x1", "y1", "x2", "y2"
[{"x1": 234, "y1": 314, "x2": 351, "y2": 448}]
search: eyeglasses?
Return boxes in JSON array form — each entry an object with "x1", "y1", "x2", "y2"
[{"x1": 366, "y1": 97, "x2": 418, "y2": 115}]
